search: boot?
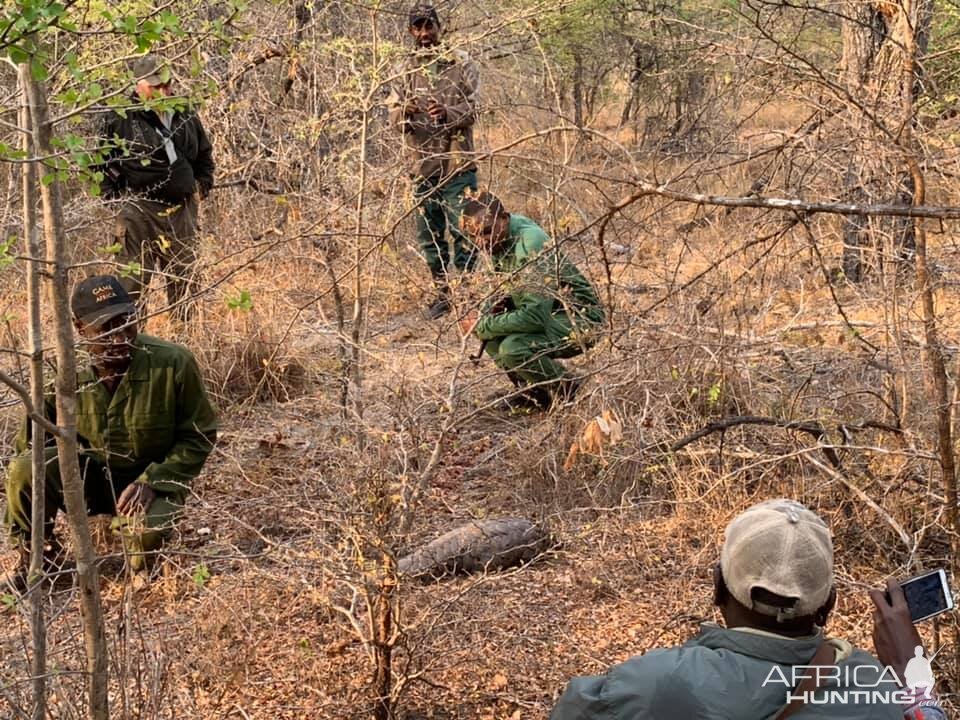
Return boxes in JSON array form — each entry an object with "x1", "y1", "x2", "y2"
[
  {"x1": 488, "y1": 373, "x2": 551, "y2": 412},
  {"x1": 423, "y1": 281, "x2": 452, "y2": 320},
  {"x1": 3, "y1": 538, "x2": 70, "y2": 597}
]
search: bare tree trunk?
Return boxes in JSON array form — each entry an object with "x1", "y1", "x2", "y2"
[
  {"x1": 18, "y1": 62, "x2": 46, "y2": 720},
  {"x1": 371, "y1": 562, "x2": 395, "y2": 720},
  {"x1": 841, "y1": 0, "x2": 932, "y2": 281},
  {"x1": 23, "y1": 72, "x2": 109, "y2": 720},
  {"x1": 898, "y1": 0, "x2": 960, "y2": 678},
  {"x1": 572, "y1": 52, "x2": 584, "y2": 127}
]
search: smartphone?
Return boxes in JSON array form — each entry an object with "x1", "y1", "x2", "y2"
[{"x1": 897, "y1": 569, "x2": 954, "y2": 623}]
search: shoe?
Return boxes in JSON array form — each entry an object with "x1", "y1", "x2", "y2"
[
  {"x1": 3, "y1": 539, "x2": 70, "y2": 597},
  {"x1": 424, "y1": 293, "x2": 452, "y2": 320},
  {"x1": 490, "y1": 384, "x2": 551, "y2": 412}
]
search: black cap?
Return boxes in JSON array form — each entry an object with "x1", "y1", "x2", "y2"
[
  {"x1": 71, "y1": 275, "x2": 136, "y2": 328},
  {"x1": 408, "y1": 4, "x2": 439, "y2": 26}
]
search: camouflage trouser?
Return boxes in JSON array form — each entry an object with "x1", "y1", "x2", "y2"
[
  {"x1": 484, "y1": 313, "x2": 592, "y2": 385},
  {"x1": 413, "y1": 170, "x2": 478, "y2": 281},
  {"x1": 4, "y1": 448, "x2": 183, "y2": 571},
  {"x1": 115, "y1": 195, "x2": 199, "y2": 319}
]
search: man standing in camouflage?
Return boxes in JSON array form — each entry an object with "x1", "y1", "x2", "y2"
[
  {"x1": 3, "y1": 275, "x2": 217, "y2": 587},
  {"x1": 387, "y1": 4, "x2": 481, "y2": 319},
  {"x1": 98, "y1": 54, "x2": 215, "y2": 320}
]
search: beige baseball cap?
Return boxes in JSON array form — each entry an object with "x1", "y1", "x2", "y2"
[{"x1": 720, "y1": 499, "x2": 834, "y2": 621}]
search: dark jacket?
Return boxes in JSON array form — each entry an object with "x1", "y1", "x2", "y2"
[{"x1": 98, "y1": 98, "x2": 214, "y2": 204}]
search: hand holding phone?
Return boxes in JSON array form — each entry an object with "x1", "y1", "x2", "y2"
[{"x1": 869, "y1": 578, "x2": 926, "y2": 684}]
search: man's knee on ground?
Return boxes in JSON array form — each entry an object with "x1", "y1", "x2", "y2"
[
  {"x1": 5, "y1": 454, "x2": 33, "y2": 496},
  {"x1": 495, "y1": 334, "x2": 557, "y2": 370}
]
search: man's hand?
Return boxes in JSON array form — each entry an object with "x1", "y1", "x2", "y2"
[
  {"x1": 459, "y1": 309, "x2": 478, "y2": 336},
  {"x1": 196, "y1": 177, "x2": 213, "y2": 201},
  {"x1": 426, "y1": 100, "x2": 446, "y2": 123},
  {"x1": 403, "y1": 98, "x2": 421, "y2": 116},
  {"x1": 869, "y1": 578, "x2": 924, "y2": 683},
  {"x1": 116, "y1": 482, "x2": 156, "y2": 516}
]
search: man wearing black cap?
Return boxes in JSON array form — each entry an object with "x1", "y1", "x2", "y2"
[
  {"x1": 3, "y1": 275, "x2": 217, "y2": 586},
  {"x1": 97, "y1": 53, "x2": 215, "y2": 319},
  {"x1": 386, "y1": 4, "x2": 481, "y2": 319}
]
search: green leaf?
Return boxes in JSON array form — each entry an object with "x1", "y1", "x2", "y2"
[
  {"x1": 192, "y1": 563, "x2": 210, "y2": 588},
  {"x1": 8, "y1": 46, "x2": 29, "y2": 65},
  {"x1": 99, "y1": 242, "x2": 123, "y2": 255},
  {"x1": 1, "y1": 594, "x2": 16, "y2": 609},
  {"x1": 119, "y1": 261, "x2": 141, "y2": 279},
  {"x1": 707, "y1": 381, "x2": 722, "y2": 408},
  {"x1": 227, "y1": 289, "x2": 253, "y2": 312},
  {"x1": 30, "y1": 58, "x2": 48, "y2": 82}
]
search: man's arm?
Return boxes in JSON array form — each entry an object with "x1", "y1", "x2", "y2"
[
  {"x1": 137, "y1": 352, "x2": 218, "y2": 495},
  {"x1": 94, "y1": 112, "x2": 125, "y2": 198},
  {"x1": 190, "y1": 115, "x2": 215, "y2": 198},
  {"x1": 444, "y1": 54, "x2": 479, "y2": 129},
  {"x1": 870, "y1": 579, "x2": 947, "y2": 720},
  {"x1": 14, "y1": 392, "x2": 57, "y2": 453},
  {"x1": 550, "y1": 674, "x2": 615, "y2": 720},
  {"x1": 386, "y1": 64, "x2": 420, "y2": 132},
  {"x1": 473, "y1": 295, "x2": 553, "y2": 339}
]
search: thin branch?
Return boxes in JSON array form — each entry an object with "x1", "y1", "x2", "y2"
[
  {"x1": 0, "y1": 368, "x2": 64, "y2": 438},
  {"x1": 616, "y1": 182, "x2": 960, "y2": 220}
]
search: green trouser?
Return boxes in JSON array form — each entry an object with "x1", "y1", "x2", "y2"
[
  {"x1": 115, "y1": 195, "x2": 199, "y2": 320},
  {"x1": 4, "y1": 448, "x2": 183, "y2": 569},
  {"x1": 413, "y1": 169, "x2": 478, "y2": 280},
  {"x1": 484, "y1": 313, "x2": 586, "y2": 385}
]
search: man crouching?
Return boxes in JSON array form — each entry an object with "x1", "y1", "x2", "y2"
[
  {"x1": 458, "y1": 192, "x2": 605, "y2": 411},
  {"x1": 3, "y1": 275, "x2": 217, "y2": 587}
]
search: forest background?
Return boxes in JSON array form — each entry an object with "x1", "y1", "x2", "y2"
[{"x1": 1, "y1": 0, "x2": 960, "y2": 717}]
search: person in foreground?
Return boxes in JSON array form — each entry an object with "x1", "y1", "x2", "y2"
[
  {"x1": 458, "y1": 192, "x2": 604, "y2": 410},
  {"x1": 550, "y1": 499, "x2": 946, "y2": 720},
  {"x1": 3, "y1": 275, "x2": 217, "y2": 586}
]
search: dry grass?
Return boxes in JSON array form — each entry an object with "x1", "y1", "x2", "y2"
[{"x1": 1, "y1": 21, "x2": 960, "y2": 716}]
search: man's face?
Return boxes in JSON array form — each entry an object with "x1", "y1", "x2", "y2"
[
  {"x1": 76, "y1": 313, "x2": 138, "y2": 375},
  {"x1": 462, "y1": 211, "x2": 510, "y2": 253},
  {"x1": 409, "y1": 18, "x2": 439, "y2": 47},
  {"x1": 136, "y1": 79, "x2": 172, "y2": 101}
]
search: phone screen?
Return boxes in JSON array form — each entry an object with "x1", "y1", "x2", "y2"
[{"x1": 901, "y1": 570, "x2": 953, "y2": 623}]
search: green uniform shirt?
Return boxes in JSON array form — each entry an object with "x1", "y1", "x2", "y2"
[
  {"x1": 17, "y1": 334, "x2": 218, "y2": 495},
  {"x1": 474, "y1": 214, "x2": 604, "y2": 341}
]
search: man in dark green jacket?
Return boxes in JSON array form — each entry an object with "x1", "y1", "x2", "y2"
[
  {"x1": 3, "y1": 275, "x2": 217, "y2": 584},
  {"x1": 98, "y1": 54, "x2": 215, "y2": 319},
  {"x1": 459, "y1": 192, "x2": 604, "y2": 410},
  {"x1": 550, "y1": 500, "x2": 944, "y2": 720}
]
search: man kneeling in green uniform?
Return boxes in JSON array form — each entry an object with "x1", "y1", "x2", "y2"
[
  {"x1": 4, "y1": 275, "x2": 217, "y2": 586},
  {"x1": 458, "y1": 192, "x2": 604, "y2": 410}
]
